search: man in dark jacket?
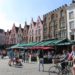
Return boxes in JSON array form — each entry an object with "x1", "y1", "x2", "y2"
[
  {"x1": 38, "y1": 50, "x2": 44, "y2": 72},
  {"x1": 60, "y1": 50, "x2": 69, "y2": 70}
]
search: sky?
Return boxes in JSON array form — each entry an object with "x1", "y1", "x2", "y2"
[{"x1": 0, "y1": 0, "x2": 72, "y2": 31}]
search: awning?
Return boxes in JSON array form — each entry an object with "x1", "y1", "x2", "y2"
[
  {"x1": 57, "y1": 42, "x2": 72, "y2": 45},
  {"x1": 23, "y1": 42, "x2": 39, "y2": 47},
  {"x1": 29, "y1": 46, "x2": 54, "y2": 50},
  {"x1": 8, "y1": 43, "x2": 21, "y2": 49},
  {"x1": 34, "y1": 39, "x2": 66, "y2": 46},
  {"x1": 19, "y1": 43, "x2": 27, "y2": 47},
  {"x1": 56, "y1": 39, "x2": 73, "y2": 46}
]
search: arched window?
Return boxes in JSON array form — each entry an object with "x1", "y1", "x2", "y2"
[
  {"x1": 51, "y1": 14, "x2": 55, "y2": 20},
  {"x1": 60, "y1": 10, "x2": 64, "y2": 17}
]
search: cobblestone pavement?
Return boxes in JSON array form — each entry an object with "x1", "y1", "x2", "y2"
[{"x1": 0, "y1": 57, "x2": 52, "y2": 75}]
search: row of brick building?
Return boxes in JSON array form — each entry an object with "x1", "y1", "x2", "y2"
[
  {"x1": 4, "y1": 16, "x2": 43, "y2": 45},
  {"x1": 0, "y1": 1, "x2": 75, "y2": 46}
]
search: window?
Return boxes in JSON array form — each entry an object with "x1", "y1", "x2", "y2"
[
  {"x1": 69, "y1": 21, "x2": 74, "y2": 29},
  {"x1": 32, "y1": 30, "x2": 33, "y2": 36},
  {"x1": 51, "y1": 14, "x2": 54, "y2": 20},
  {"x1": 61, "y1": 10, "x2": 65, "y2": 17},
  {"x1": 39, "y1": 36, "x2": 40, "y2": 41},
  {"x1": 70, "y1": 32, "x2": 74, "y2": 40},
  {"x1": 38, "y1": 29, "x2": 40, "y2": 35},
  {"x1": 69, "y1": 11, "x2": 74, "y2": 19},
  {"x1": 61, "y1": 31, "x2": 66, "y2": 38},
  {"x1": 61, "y1": 21, "x2": 66, "y2": 28},
  {"x1": 36, "y1": 30, "x2": 37, "y2": 36},
  {"x1": 32, "y1": 37, "x2": 33, "y2": 42}
]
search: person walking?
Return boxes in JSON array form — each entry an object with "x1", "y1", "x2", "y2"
[
  {"x1": 48, "y1": 51, "x2": 52, "y2": 63},
  {"x1": 38, "y1": 50, "x2": 44, "y2": 72},
  {"x1": 8, "y1": 49, "x2": 14, "y2": 66},
  {"x1": 22, "y1": 50, "x2": 25, "y2": 63},
  {"x1": 60, "y1": 49, "x2": 69, "y2": 71},
  {"x1": 70, "y1": 45, "x2": 75, "y2": 75}
]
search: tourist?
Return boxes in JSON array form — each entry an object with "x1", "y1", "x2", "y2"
[
  {"x1": 60, "y1": 49, "x2": 69, "y2": 71},
  {"x1": 48, "y1": 51, "x2": 52, "y2": 63},
  {"x1": 8, "y1": 49, "x2": 14, "y2": 66},
  {"x1": 70, "y1": 45, "x2": 75, "y2": 75},
  {"x1": 38, "y1": 50, "x2": 44, "y2": 72}
]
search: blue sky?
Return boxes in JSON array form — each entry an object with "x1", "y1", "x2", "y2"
[{"x1": 0, "y1": 0, "x2": 72, "y2": 31}]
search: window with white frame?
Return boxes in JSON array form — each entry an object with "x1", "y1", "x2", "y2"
[
  {"x1": 69, "y1": 21, "x2": 74, "y2": 29},
  {"x1": 69, "y1": 11, "x2": 74, "y2": 19}
]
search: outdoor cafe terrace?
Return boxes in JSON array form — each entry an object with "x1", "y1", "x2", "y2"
[{"x1": 8, "y1": 39, "x2": 75, "y2": 50}]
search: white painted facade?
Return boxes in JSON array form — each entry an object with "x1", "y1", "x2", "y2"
[{"x1": 67, "y1": 3, "x2": 75, "y2": 40}]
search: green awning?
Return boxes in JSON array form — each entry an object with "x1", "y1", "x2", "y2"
[
  {"x1": 25, "y1": 42, "x2": 39, "y2": 47},
  {"x1": 49, "y1": 39, "x2": 65, "y2": 45},
  {"x1": 34, "y1": 39, "x2": 71, "y2": 46},
  {"x1": 9, "y1": 43, "x2": 21, "y2": 49},
  {"x1": 8, "y1": 39, "x2": 72, "y2": 49},
  {"x1": 35, "y1": 41, "x2": 45, "y2": 46},
  {"x1": 57, "y1": 42, "x2": 72, "y2": 45},
  {"x1": 19, "y1": 43, "x2": 27, "y2": 47},
  {"x1": 36, "y1": 40, "x2": 54, "y2": 46},
  {"x1": 57, "y1": 40, "x2": 75, "y2": 45}
]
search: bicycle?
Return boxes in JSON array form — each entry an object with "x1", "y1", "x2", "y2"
[{"x1": 48, "y1": 58, "x2": 72, "y2": 75}]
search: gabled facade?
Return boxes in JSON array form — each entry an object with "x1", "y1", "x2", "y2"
[
  {"x1": 9, "y1": 23, "x2": 18, "y2": 44},
  {"x1": 23, "y1": 22, "x2": 29, "y2": 43},
  {"x1": 17, "y1": 24, "x2": 23, "y2": 43},
  {"x1": 28, "y1": 18, "x2": 36, "y2": 43},
  {"x1": 35, "y1": 16, "x2": 43, "y2": 42},
  {"x1": 5, "y1": 30, "x2": 11, "y2": 45},
  {"x1": 28, "y1": 17, "x2": 43, "y2": 43}
]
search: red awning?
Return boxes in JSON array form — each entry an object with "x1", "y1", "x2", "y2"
[{"x1": 29, "y1": 46, "x2": 54, "y2": 50}]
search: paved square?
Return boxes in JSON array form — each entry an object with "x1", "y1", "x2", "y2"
[{"x1": 0, "y1": 58, "x2": 50, "y2": 75}]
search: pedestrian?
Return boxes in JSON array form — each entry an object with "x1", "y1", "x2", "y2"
[
  {"x1": 69, "y1": 45, "x2": 75, "y2": 75},
  {"x1": 22, "y1": 50, "x2": 25, "y2": 63},
  {"x1": 8, "y1": 49, "x2": 14, "y2": 66},
  {"x1": 38, "y1": 50, "x2": 44, "y2": 72},
  {"x1": 48, "y1": 51, "x2": 52, "y2": 63},
  {"x1": 60, "y1": 49, "x2": 69, "y2": 71}
]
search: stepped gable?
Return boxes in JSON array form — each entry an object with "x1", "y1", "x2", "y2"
[
  {"x1": 8, "y1": 30, "x2": 11, "y2": 34},
  {"x1": 21, "y1": 28, "x2": 24, "y2": 32},
  {"x1": 15, "y1": 27, "x2": 19, "y2": 33},
  {"x1": 41, "y1": 20, "x2": 43, "y2": 24},
  {"x1": 33, "y1": 22, "x2": 36, "y2": 26}
]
